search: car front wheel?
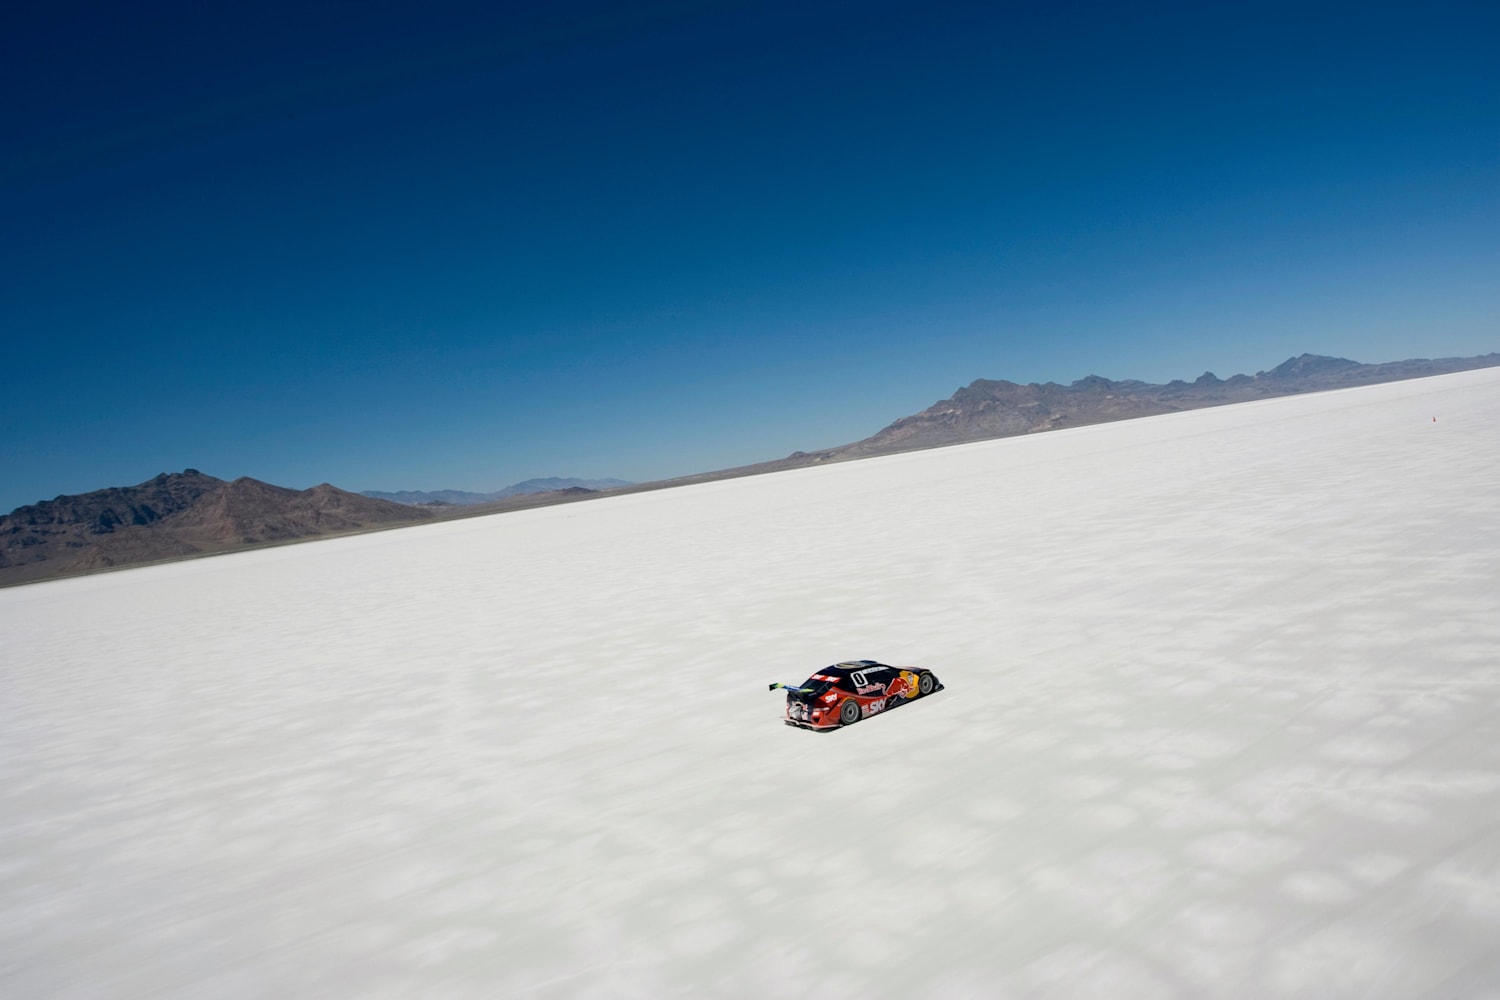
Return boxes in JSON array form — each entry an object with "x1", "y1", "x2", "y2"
[
  {"x1": 918, "y1": 672, "x2": 935, "y2": 697},
  {"x1": 839, "y1": 700, "x2": 860, "y2": 726}
]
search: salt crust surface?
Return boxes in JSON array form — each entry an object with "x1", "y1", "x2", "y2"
[{"x1": 4, "y1": 369, "x2": 1499, "y2": 998}]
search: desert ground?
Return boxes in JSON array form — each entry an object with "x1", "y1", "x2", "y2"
[{"x1": 3, "y1": 367, "x2": 1498, "y2": 998}]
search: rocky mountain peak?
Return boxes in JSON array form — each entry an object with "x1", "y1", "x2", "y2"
[
  {"x1": 1, "y1": 473, "x2": 428, "y2": 585},
  {"x1": 1264, "y1": 354, "x2": 1360, "y2": 379}
]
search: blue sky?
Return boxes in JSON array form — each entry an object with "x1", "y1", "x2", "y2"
[{"x1": 3, "y1": 0, "x2": 1495, "y2": 512}]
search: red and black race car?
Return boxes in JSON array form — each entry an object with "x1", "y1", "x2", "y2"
[{"x1": 770, "y1": 660, "x2": 942, "y2": 729}]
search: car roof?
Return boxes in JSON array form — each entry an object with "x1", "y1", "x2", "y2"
[
  {"x1": 810, "y1": 661, "x2": 886, "y2": 677},
  {"x1": 806, "y1": 661, "x2": 888, "y2": 683}
]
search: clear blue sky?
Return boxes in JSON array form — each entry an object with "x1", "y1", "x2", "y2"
[{"x1": 3, "y1": 0, "x2": 1495, "y2": 512}]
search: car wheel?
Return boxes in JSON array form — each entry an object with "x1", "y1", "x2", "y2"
[
  {"x1": 918, "y1": 672, "x2": 935, "y2": 697},
  {"x1": 839, "y1": 700, "x2": 860, "y2": 726}
]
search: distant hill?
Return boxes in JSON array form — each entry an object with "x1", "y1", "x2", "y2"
[
  {"x1": 619, "y1": 352, "x2": 1498, "y2": 490},
  {"x1": 0, "y1": 471, "x2": 432, "y2": 586},
  {"x1": 775, "y1": 352, "x2": 1500, "y2": 466},
  {"x1": 362, "y1": 477, "x2": 633, "y2": 506}
]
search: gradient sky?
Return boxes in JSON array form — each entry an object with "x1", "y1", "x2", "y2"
[{"x1": 3, "y1": 0, "x2": 1496, "y2": 512}]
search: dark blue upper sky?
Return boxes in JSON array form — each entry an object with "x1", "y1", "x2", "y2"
[{"x1": 3, "y1": 0, "x2": 1496, "y2": 510}]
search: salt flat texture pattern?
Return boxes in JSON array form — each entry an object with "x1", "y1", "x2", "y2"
[{"x1": 4, "y1": 369, "x2": 1499, "y2": 999}]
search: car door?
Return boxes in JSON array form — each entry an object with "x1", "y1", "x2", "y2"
[{"x1": 848, "y1": 668, "x2": 889, "y2": 715}]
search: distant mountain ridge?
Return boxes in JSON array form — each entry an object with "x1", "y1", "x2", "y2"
[
  {"x1": 0, "y1": 471, "x2": 431, "y2": 586},
  {"x1": 4, "y1": 352, "x2": 1495, "y2": 587},
  {"x1": 362, "y1": 477, "x2": 633, "y2": 506},
  {"x1": 774, "y1": 352, "x2": 1500, "y2": 465}
]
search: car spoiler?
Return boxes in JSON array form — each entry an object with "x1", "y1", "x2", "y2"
[{"x1": 768, "y1": 682, "x2": 813, "y2": 693}]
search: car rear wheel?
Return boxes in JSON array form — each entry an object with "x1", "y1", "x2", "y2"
[
  {"x1": 839, "y1": 700, "x2": 860, "y2": 726},
  {"x1": 918, "y1": 672, "x2": 935, "y2": 696}
]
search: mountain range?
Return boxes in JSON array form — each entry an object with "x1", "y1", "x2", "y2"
[
  {"x1": 0, "y1": 472, "x2": 434, "y2": 587},
  {"x1": 697, "y1": 352, "x2": 1500, "y2": 477},
  {"x1": 4, "y1": 352, "x2": 1495, "y2": 586},
  {"x1": 361, "y1": 478, "x2": 634, "y2": 506}
]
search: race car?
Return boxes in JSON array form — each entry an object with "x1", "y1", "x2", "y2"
[{"x1": 769, "y1": 660, "x2": 942, "y2": 729}]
